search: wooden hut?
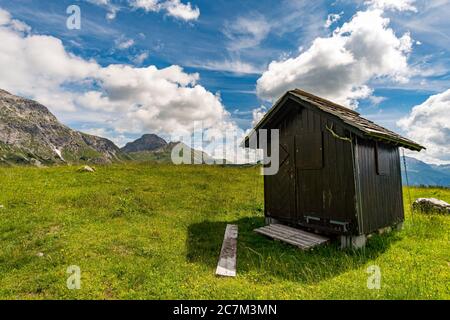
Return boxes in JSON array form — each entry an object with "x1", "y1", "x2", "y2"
[{"x1": 244, "y1": 89, "x2": 424, "y2": 248}]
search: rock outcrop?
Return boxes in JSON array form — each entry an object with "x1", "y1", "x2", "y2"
[
  {"x1": 78, "y1": 165, "x2": 96, "y2": 173},
  {"x1": 413, "y1": 198, "x2": 450, "y2": 214}
]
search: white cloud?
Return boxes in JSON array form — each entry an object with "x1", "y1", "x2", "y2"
[
  {"x1": 163, "y1": 0, "x2": 200, "y2": 21},
  {"x1": 88, "y1": 0, "x2": 111, "y2": 4},
  {"x1": 0, "y1": 7, "x2": 236, "y2": 148},
  {"x1": 85, "y1": 0, "x2": 119, "y2": 20},
  {"x1": 115, "y1": 37, "x2": 135, "y2": 50},
  {"x1": 398, "y1": 89, "x2": 450, "y2": 164},
  {"x1": 369, "y1": 95, "x2": 387, "y2": 106},
  {"x1": 394, "y1": 1, "x2": 450, "y2": 51},
  {"x1": 86, "y1": 0, "x2": 200, "y2": 21},
  {"x1": 184, "y1": 14, "x2": 271, "y2": 75},
  {"x1": 325, "y1": 12, "x2": 343, "y2": 28},
  {"x1": 252, "y1": 106, "x2": 267, "y2": 127},
  {"x1": 0, "y1": 8, "x2": 9, "y2": 24},
  {"x1": 223, "y1": 15, "x2": 271, "y2": 52},
  {"x1": 0, "y1": 7, "x2": 31, "y2": 33},
  {"x1": 88, "y1": 64, "x2": 233, "y2": 136},
  {"x1": 106, "y1": 8, "x2": 118, "y2": 20},
  {"x1": 129, "y1": 0, "x2": 160, "y2": 11},
  {"x1": 0, "y1": 8, "x2": 98, "y2": 111},
  {"x1": 256, "y1": 7, "x2": 413, "y2": 108},
  {"x1": 188, "y1": 59, "x2": 262, "y2": 75},
  {"x1": 132, "y1": 51, "x2": 149, "y2": 65},
  {"x1": 366, "y1": 0, "x2": 417, "y2": 12},
  {"x1": 128, "y1": 0, "x2": 200, "y2": 21},
  {"x1": 200, "y1": 1, "x2": 327, "y2": 75}
]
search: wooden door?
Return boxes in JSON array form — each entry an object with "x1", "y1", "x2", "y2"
[
  {"x1": 295, "y1": 132, "x2": 324, "y2": 221},
  {"x1": 264, "y1": 135, "x2": 296, "y2": 222}
]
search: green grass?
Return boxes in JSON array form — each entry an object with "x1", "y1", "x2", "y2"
[
  {"x1": 126, "y1": 150, "x2": 173, "y2": 163},
  {"x1": 0, "y1": 163, "x2": 449, "y2": 299}
]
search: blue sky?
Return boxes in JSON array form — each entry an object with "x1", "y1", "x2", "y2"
[{"x1": 0, "y1": 0, "x2": 449, "y2": 163}]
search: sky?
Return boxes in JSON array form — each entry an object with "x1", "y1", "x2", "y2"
[{"x1": 0, "y1": 0, "x2": 449, "y2": 163}]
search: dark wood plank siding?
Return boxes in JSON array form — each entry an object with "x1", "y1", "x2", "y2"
[
  {"x1": 264, "y1": 107, "x2": 297, "y2": 221},
  {"x1": 356, "y1": 138, "x2": 404, "y2": 234},
  {"x1": 265, "y1": 99, "x2": 357, "y2": 234},
  {"x1": 295, "y1": 107, "x2": 357, "y2": 233}
]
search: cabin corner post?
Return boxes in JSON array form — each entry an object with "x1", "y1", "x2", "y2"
[
  {"x1": 396, "y1": 147, "x2": 406, "y2": 225},
  {"x1": 352, "y1": 135, "x2": 364, "y2": 235}
]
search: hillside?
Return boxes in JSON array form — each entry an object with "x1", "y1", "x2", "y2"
[{"x1": 0, "y1": 89, "x2": 127, "y2": 165}]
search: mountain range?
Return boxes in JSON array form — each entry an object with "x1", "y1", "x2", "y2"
[
  {"x1": 0, "y1": 89, "x2": 214, "y2": 166},
  {"x1": 0, "y1": 89, "x2": 448, "y2": 186},
  {"x1": 120, "y1": 133, "x2": 216, "y2": 164},
  {"x1": 402, "y1": 156, "x2": 450, "y2": 187}
]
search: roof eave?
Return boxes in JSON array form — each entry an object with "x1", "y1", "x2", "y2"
[
  {"x1": 363, "y1": 132, "x2": 425, "y2": 151},
  {"x1": 242, "y1": 89, "x2": 426, "y2": 152}
]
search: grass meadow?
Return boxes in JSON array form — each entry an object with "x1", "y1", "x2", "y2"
[{"x1": 0, "y1": 164, "x2": 449, "y2": 299}]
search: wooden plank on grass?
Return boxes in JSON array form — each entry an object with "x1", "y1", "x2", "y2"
[{"x1": 216, "y1": 224, "x2": 238, "y2": 277}]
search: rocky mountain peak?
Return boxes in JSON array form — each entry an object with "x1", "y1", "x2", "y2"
[{"x1": 121, "y1": 134, "x2": 168, "y2": 153}]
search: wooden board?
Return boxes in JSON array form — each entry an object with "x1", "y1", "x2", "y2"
[
  {"x1": 216, "y1": 224, "x2": 238, "y2": 277},
  {"x1": 254, "y1": 224, "x2": 329, "y2": 250}
]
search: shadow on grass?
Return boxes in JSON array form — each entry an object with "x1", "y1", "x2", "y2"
[{"x1": 186, "y1": 217, "x2": 401, "y2": 284}]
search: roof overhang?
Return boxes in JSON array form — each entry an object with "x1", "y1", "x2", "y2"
[{"x1": 242, "y1": 89, "x2": 425, "y2": 152}]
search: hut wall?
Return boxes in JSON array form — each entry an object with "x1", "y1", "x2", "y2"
[
  {"x1": 355, "y1": 138, "x2": 405, "y2": 234},
  {"x1": 264, "y1": 99, "x2": 358, "y2": 234}
]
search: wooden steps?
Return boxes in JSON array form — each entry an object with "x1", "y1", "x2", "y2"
[{"x1": 254, "y1": 224, "x2": 329, "y2": 250}]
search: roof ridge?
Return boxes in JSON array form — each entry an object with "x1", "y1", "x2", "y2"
[{"x1": 290, "y1": 89, "x2": 360, "y2": 116}]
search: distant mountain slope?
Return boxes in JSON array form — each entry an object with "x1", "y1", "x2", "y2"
[
  {"x1": 0, "y1": 89, "x2": 127, "y2": 165},
  {"x1": 121, "y1": 134, "x2": 220, "y2": 164},
  {"x1": 402, "y1": 156, "x2": 450, "y2": 187}
]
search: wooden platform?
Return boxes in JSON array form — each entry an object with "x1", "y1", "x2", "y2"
[
  {"x1": 216, "y1": 224, "x2": 238, "y2": 277},
  {"x1": 254, "y1": 224, "x2": 329, "y2": 250}
]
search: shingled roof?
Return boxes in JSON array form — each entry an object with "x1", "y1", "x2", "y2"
[{"x1": 246, "y1": 88, "x2": 425, "y2": 151}]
